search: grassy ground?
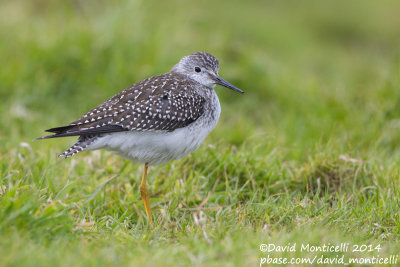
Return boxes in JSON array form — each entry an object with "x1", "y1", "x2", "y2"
[{"x1": 1, "y1": 0, "x2": 400, "y2": 266}]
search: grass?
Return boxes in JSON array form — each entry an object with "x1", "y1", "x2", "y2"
[{"x1": 1, "y1": 0, "x2": 400, "y2": 266}]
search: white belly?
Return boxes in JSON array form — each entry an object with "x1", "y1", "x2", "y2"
[{"x1": 87, "y1": 93, "x2": 221, "y2": 165}]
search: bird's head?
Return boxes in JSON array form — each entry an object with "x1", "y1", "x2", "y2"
[{"x1": 171, "y1": 52, "x2": 244, "y2": 94}]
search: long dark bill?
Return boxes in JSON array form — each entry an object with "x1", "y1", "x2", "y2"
[{"x1": 214, "y1": 76, "x2": 244, "y2": 94}]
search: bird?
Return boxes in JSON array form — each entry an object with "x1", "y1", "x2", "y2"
[{"x1": 36, "y1": 52, "x2": 244, "y2": 225}]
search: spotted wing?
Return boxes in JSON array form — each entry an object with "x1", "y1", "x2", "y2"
[
  {"x1": 115, "y1": 90, "x2": 205, "y2": 132},
  {"x1": 39, "y1": 73, "x2": 205, "y2": 138}
]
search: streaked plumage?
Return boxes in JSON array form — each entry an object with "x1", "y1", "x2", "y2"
[
  {"x1": 48, "y1": 72, "x2": 206, "y2": 136},
  {"x1": 37, "y1": 52, "x2": 243, "y2": 165}
]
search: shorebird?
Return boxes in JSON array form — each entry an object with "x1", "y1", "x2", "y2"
[{"x1": 36, "y1": 52, "x2": 244, "y2": 225}]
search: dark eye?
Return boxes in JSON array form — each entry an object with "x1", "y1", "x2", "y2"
[{"x1": 194, "y1": 67, "x2": 201, "y2": 73}]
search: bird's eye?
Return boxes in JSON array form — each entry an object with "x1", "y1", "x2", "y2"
[{"x1": 194, "y1": 67, "x2": 201, "y2": 73}]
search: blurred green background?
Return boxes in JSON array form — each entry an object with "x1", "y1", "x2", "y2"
[
  {"x1": 1, "y1": 0, "x2": 400, "y2": 266},
  {"x1": 1, "y1": 0, "x2": 399, "y2": 157}
]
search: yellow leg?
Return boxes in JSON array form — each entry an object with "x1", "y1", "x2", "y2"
[{"x1": 140, "y1": 163, "x2": 153, "y2": 225}]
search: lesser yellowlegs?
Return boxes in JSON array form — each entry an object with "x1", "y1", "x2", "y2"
[{"x1": 36, "y1": 52, "x2": 244, "y2": 224}]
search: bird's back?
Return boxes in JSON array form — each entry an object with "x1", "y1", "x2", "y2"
[{"x1": 37, "y1": 72, "x2": 220, "y2": 161}]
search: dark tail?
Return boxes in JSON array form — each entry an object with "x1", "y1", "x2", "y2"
[
  {"x1": 34, "y1": 124, "x2": 126, "y2": 141},
  {"x1": 58, "y1": 135, "x2": 97, "y2": 159}
]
